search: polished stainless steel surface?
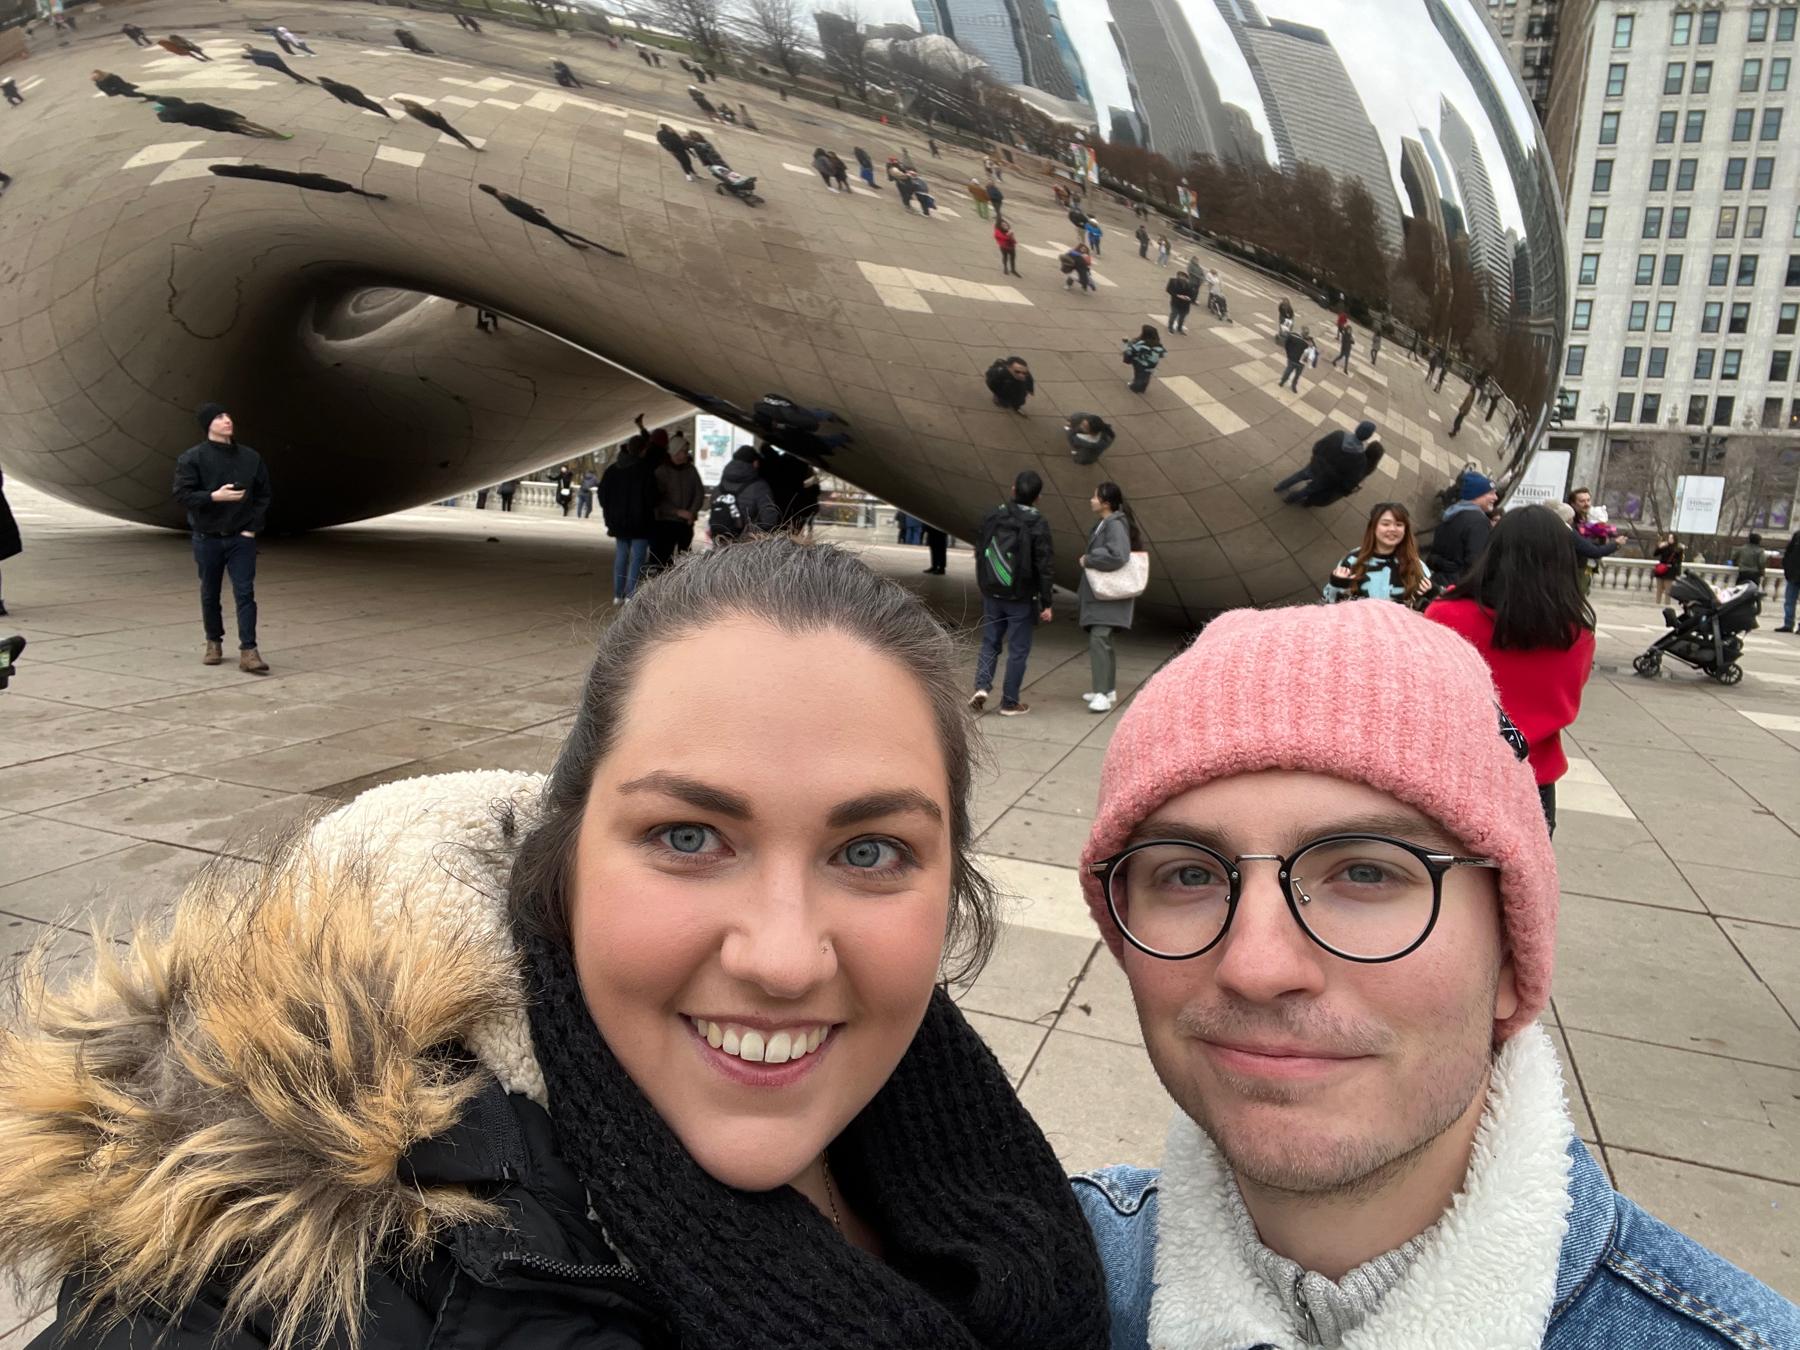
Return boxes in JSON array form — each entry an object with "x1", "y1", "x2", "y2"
[{"x1": 0, "y1": 0, "x2": 1562, "y2": 618}]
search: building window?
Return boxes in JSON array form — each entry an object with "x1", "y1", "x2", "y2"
[
  {"x1": 1710, "y1": 254, "x2": 1732, "y2": 285},
  {"x1": 1684, "y1": 110, "x2": 1707, "y2": 142},
  {"x1": 1665, "y1": 59, "x2": 1687, "y2": 92},
  {"x1": 1762, "y1": 108, "x2": 1784, "y2": 139},
  {"x1": 1649, "y1": 158, "x2": 1671, "y2": 191},
  {"x1": 1739, "y1": 254, "x2": 1760, "y2": 284},
  {"x1": 1621, "y1": 346, "x2": 1643, "y2": 376},
  {"x1": 1599, "y1": 112, "x2": 1620, "y2": 145},
  {"x1": 1725, "y1": 157, "x2": 1747, "y2": 190},
  {"x1": 1780, "y1": 302, "x2": 1799, "y2": 334},
  {"x1": 1762, "y1": 396, "x2": 1785, "y2": 427},
  {"x1": 1578, "y1": 252, "x2": 1600, "y2": 285},
  {"x1": 1695, "y1": 348, "x2": 1717, "y2": 378},
  {"x1": 1773, "y1": 57, "x2": 1791, "y2": 89},
  {"x1": 1743, "y1": 57, "x2": 1765, "y2": 89},
  {"x1": 1754, "y1": 157, "x2": 1776, "y2": 189},
  {"x1": 1694, "y1": 59, "x2": 1714, "y2": 90},
  {"x1": 1722, "y1": 349, "x2": 1743, "y2": 379},
  {"x1": 1648, "y1": 346, "x2": 1669, "y2": 377},
  {"x1": 1703, "y1": 300, "x2": 1724, "y2": 331},
  {"x1": 1663, "y1": 253, "x2": 1684, "y2": 284},
  {"x1": 1671, "y1": 207, "x2": 1691, "y2": 238},
  {"x1": 1614, "y1": 392, "x2": 1636, "y2": 422},
  {"x1": 1687, "y1": 394, "x2": 1708, "y2": 425},
  {"x1": 1748, "y1": 206, "x2": 1767, "y2": 238},
  {"x1": 1657, "y1": 110, "x2": 1678, "y2": 143},
  {"x1": 1594, "y1": 160, "x2": 1615, "y2": 192},
  {"x1": 1750, "y1": 7, "x2": 1771, "y2": 40},
  {"x1": 1606, "y1": 62, "x2": 1628, "y2": 96},
  {"x1": 1771, "y1": 350, "x2": 1792, "y2": 380},
  {"x1": 1700, "y1": 10, "x2": 1720, "y2": 43},
  {"x1": 1614, "y1": 13, "x2": 1634, "y2": 46},
  {"x1": 1713, "y1": 395, "x2": 1735, "y2": 425},
  {"x1": 1792, "y1": 400, "x2": 1800, "y2": 428},
  {"x1": 1719, "y1": 206, "x2": 1740, "y2": 238},
  {"x1": 1566, "y1": 344, "x2": 1586, "y2": 376},
  {"x1": 1629, "y1": 300, "x2": 1650, "y2": 330},
  {"x1": 1673, "y1": 11, "x2": 1692, "y2": 44},
  {"x1": 1734, "y1": 108, "x2": 1756, "y2": 141},
  {"x1": 1635, "y1": 252, "x2": 1655, "y2": 283},
  {"x1": 1788, "y1": 253, "x2": 1800, "y2": 284},
  {"x1": 1677, "y1": 157, "x2": 1698, "y2": 190},
  {"x1": 1588, "y1": 206, "x2": 1608, "y2": 239},
  {"x1": 1643, "y1": 207, "x2": 1664, "y2": 238},
  {"x1": 1657, "y1": 301, "x2": 1678, "y2": 331},
  {"x1": 1641, "y1": 392, "x2": 1663, "y2": 423},
  {"x1": 1572, "y1": 298, "x2": 1593, "y2": 330},
  {"x1": 1781, "y1": 7, "x2": 1798, "y2": 40},
  {"x1": 1730, "y1": 301, "x2": 1752, "y2": 332}
]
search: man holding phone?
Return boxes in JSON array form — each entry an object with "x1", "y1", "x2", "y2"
[{"x1": 172, "y1": 402, "x2": 273, "y2": 674}]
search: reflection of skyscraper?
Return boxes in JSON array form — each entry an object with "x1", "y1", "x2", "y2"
[
  {"x1": 937, "y1": 0, "x2": 1077, "y2": 99},
  {"x1": 1112, "y1": 0, "x2": 1231, "y2": 164},
  {"x1": 1221, "y1": 103, "x2": 1266, "y2": 167},
  {"x1": 1043, "y1": 0, "x2": 1090, "y2": 103},
  {"x1": 911, "y1": 0, "x2": 942, "y2": 34},
  {"x1": 1440, "y1": 97, "x2": 1510, "y2": 316},
  {"x1": 1108, "y1": 105, "x2": 1146, "y2": 147},
  {"x1": 1107, "y1": 21, "x2": 1151, "y2": 149},
  {"x1": 1399, "y1": 136, "x2": 1448, "y2": 243},
  {"x1": 1217, "y1": 10, "x2": 1404, "y2": 251},
  {"x1": 1418, "y1": 126, "x2": 1466, "y2": 240}
]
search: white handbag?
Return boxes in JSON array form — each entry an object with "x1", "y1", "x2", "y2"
[{"x1": 1087, "y1": 551, "x2": 1150, "y2": 600}]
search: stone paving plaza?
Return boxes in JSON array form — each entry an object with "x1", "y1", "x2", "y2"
[{"x1": 1, "y1": 481, "x2": 1797, "y2": 1340}]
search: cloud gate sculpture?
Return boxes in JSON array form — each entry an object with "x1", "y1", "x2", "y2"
[{"x1": 0, "y1": 0, "x2": 1563, "y2": 621}]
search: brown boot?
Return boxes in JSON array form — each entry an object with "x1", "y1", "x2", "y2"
[
  {"x1": 238, "y1": 647, "x2": 270, "y2": 675},
  {"x1": 203, "y1": 640, "x2": 223, "y2": 666}
]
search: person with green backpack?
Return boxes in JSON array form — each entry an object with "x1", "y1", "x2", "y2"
[
  {"x1": 970, "y1": 470, "x2": 1056, "y2": 717},
  {"x1": 1122, "y1": 325, "x2": 1166, "y2": 394}
]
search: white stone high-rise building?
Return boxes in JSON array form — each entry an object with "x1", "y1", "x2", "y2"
[{"x1": 1546, "y1": 0, "x2": 1800, "y2": 493}]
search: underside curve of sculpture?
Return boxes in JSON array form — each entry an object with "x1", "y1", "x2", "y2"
[{"x1": 0, "y1": 0, "x2": 1563, "y2": 622}]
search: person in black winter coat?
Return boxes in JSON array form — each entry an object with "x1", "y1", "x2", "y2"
[
  {"x1": 1777, "y1": 533, "x2": 1800, "y2": 631},
  {"x1": 1424, "y1": 472, "x2": 1499, "y2": 582},
  {"x1": 0, "y1": 468, "x2": 18, "y2": 616},
  {"x1": 240, "y1": 44, "x2": 311, "y2": 83},
  {"x1": 656, "y1": 123, "x2": 696, "y2": 179},
  {"x1": 598, "y1": 444, "x2": 659, "y2": 600},
  {"x1": 1066, "y1": 413, "x2": 1115, "y2": 466},
  {"x1": 985, "y1": 356, "x2": 1034, "y2": 413},
  {"x1": 478, "y1": 184, "x2": 623, "y2": 254},
  {"x1": 1272, "y1": 420, "x2": 1379, "y2": 506},
  {"x1": 319, "y1": 76, "x2": 391, "y2": 117},
  {"x1": 394, "y1": 27, "x2": 434, "y2": 54},
  {"x1": 711, "y1": 445, "x2": 780, "y2": 538},
  {"x1": 1278, "y1": 326, "x2": 1310, "y2": 390},
  {"x1": 90, "y1": 69, "x2": 152, "y2": 100},
  {"x1": 970, "y1": 469, "x2": 1056, "y2": 716},
  {"x1": 208, "y1": 163, "x2": 388, "y2": 199},
  {"x1": 171, "y1": 403, "x2": 273, "y2": 673},
  {"x1": 397, "y1": 98, "x2": 479, "y2": 151},
  {"x1": 1166, "y1": 271, "x2": 1197, "y2": 334}
]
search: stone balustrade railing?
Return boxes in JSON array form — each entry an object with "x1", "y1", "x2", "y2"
[{"x1": 1595, "y1": 556, "x2": 1788, "y2": 603}]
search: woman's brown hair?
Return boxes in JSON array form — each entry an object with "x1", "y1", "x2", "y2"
[{"x1": 1348, "y1": 501, "x2": 1425, "y2": 598}]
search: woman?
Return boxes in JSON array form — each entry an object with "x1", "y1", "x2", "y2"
[
  {"x1": 1425, "y1": 505, "x2": 1596, "y2": 833},
  {"x1": 994, "y1": 216, "x2": 1018, "y2": 276},
  {"x1": 1324, "y1": 501, "x2": 1431, "y2": 604},
  {"x1": 1652, "y1": 531, "x2": 1684, "y2": 605},
  {"x1": 1121, "y1": 325, "x2": 1165, "y2": 394},
  {"x1": 1078, "y1": 482, "x2": 1143, "y2": 713},
  {"x1": 0, "y1": 540, "x2": 1110, "y2": 1350},
  {"x1": 1065, "y1": 413, "x2": 1115, "y2": 466},
  {"x1": 826, "y1": 150, "x2": 850, "y2": 191},
  {"x1": 1155, "y1": 235, "x2": 1170, "y2": 266},
  {"x1": 554, "y1": 463, "x2": 575, "y2": 516},
  {"x1": 812, "y1": 147, "x2": 838, "y2": 191},
  {"x1": 1061, "y1": 243, "x2": 1095, "y2": 292},
  {"x1": 967, "y1": 177, "x2": 991, "y2": 219}
]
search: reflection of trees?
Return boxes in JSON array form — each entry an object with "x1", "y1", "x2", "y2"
[
  {"x1": 1601, "y1": 433, "x2": 1798, "y2": 548},
  {"x1": 650, "y1": 0, "x2": 731, "y2": 58},
  {"x1": 740, "y1": 0, "x2": 808, "y2": 77}
]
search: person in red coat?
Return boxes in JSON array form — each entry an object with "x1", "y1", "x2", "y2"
[{"x1": 1425, "y1": 505, "x2": 1596, "y2": 833}]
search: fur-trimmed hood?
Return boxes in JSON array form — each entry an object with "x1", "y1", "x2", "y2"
[{"x1": 0, "y1": 771, "x2": 552, "y2": 1348}]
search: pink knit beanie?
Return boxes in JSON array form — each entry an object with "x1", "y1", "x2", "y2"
[{"x1": 1081, "y1": 600, "x2": 1558, "y2": 1042}]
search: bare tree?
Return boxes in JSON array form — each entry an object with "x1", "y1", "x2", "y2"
[
  {"x1": 653, "y1": 0, "x2": 731, "y2": 58},
  {"x1": 741, "y1": 0, "x2": 807, "y2": 77},
  {"x1": 816, "y1": 5, "x2": 874, "y2": 100}
]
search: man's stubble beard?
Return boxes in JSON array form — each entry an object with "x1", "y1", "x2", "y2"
[{"x1": 1159, "y1": 972, "x2": 1499, "y2": 1202}]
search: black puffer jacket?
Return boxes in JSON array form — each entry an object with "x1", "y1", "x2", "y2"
[{"x1": 715, "y1": 457, "x2": 779, "y2": 532}]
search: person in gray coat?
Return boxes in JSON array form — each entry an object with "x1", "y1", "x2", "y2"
[{"x1": 1077, "y1": 481, "x2": 1143, "y2": 713}]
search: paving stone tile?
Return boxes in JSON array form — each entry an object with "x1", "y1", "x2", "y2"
[
  {"x1": 0, "y1": 754, "x2": 167, "y2": 811},
  {"x1": 969, "y1": 766, "x2": 1043, "y2": 837},
  {"x1": 0, "y1": 813, "x2": 135, "y2": 884},
  {"x1": 964, "y1": 1010, "x2": 1050, "y2": 1088},
  {"x1": 0, "y1": 842, "x2": 213, "y2": 932},
  {"x1": 953, "y1": 921, "x2": 1094, "y2": 1027},
  {"x1": 976, "y1": 805, "x2": 1088, "y2": 870},
  {"x1": 39, "y1": 776, "x2": 328, "y2": 861},
  {"x1": 1554, "y1": 894, "x2": 1800, "y2": 1068},
  {"x1": 1720, "y1": 918, "x2": 1800, "y2": 1022},
  {"x1": 1545, "y1": 1018, "x2": 1596, "y2": 1142},
  {"x1": 1059, "y1": 946, "x2": 1143, "y2": 1047},
  {"x1": 978, "y1": 853, "x2": 1095, "y2": 940},
  {"x1": 1017, "y1": 746, "x2": 1107, "y2": 820},
  {"x1": 1018, "y1": 1028, "x2": 1173, "y2": 1174},
  {"x1": 1674, "y1": 862, "x2": 1800, "y2": 927},
  {"x1": 194, "y1": 741, "x2": 423, "y2": 795},
  {"x1": 1607, "y1": 1150, "x2": 1800, "y2": 1294},
  {"x1": 85, "y1": 728, "x2": 306, "y2": 774}
]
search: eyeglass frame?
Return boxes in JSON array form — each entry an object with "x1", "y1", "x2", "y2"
[{"x1": 1086, "y1": 833, "x2": 1501, "y2": 965}]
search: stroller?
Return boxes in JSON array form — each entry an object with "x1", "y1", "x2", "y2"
[
  {"x1": 709, "y1": 162, "x2": 763, "y2": 207},
  {"x1": 1633, "y1": 572, "x2": 1760, "y2": 685}
]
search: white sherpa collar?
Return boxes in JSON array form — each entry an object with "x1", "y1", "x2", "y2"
[{"x1": 1147, "y1": 1024, "x2": 1575, "y2": 1350}]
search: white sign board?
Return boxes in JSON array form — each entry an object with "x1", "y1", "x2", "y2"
[
  {"x1": 1507, "y1": 450, "x2": 1570, "y2": 510},
  {"x1": 693, "y1": 414, "x2": 740, "y2": 489},
  {"x1": 1672, "y1": 474, "x2": 1727, "y2": 534}
]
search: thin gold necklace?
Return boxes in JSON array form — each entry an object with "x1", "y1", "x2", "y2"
[{"x1": 821, "y1": 1153, "x2": 843, "y2": 1233}]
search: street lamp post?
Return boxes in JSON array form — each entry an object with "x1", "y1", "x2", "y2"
[{"x1": 1592, "y1": 404, "x2": 1614, "y2": 506}]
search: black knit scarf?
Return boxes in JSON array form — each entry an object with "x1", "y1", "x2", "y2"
[{"x1": 520, "y1": 927, "x2": 1111, "y2": 1350}]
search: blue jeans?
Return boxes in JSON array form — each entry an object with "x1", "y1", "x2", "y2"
[
  {"x1": 193, "y1": 533, "x2": 258, "y2": 648},
  {"x1": 975, "y1": 596, "x2": 1035, "y2": 707},
  {"x1": 613, "y1": 536, "x2": 649, "y2": 599},
  {"x1": 577, "y1": 490, "x2": 593, "y2": 518},
  {"x1": 1784, "y1": 582, "x2": 1797, "y2": 628}
]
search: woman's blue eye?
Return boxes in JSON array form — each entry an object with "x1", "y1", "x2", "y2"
[
  {"x1": 842, "y1": 839, "x2": 901, "y2": 870},
  {"x1": 663, "y1": 825, "x2": 711, "y2": 854}
]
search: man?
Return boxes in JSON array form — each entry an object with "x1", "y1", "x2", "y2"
[
  {"x1": 1271, "y1": 421, "x2": 1378, "y2": 507},
  {"x1": 970, "y1": 470, "x2": 1054, "y2": 717},
  {"x1": 152, "y1": 98, "x2": 290, "y2": 140},
  {"x1": 1072, "y1": 600, "x2": 1800, "y2": 1349},
  {"x1": 598, "y1": 442, "x2": 658, "y2": 602},
  {"x1": 477, "y1": 184, "x2": 622, "y2": 254},
  {"x1": 1278, "y1": 326, "x2": 1310, "y2": 391},
  {"x1": 649, "y1": 434, "x2": 704, "y2": 567},
  {"x1": 985, "y1": 356, "x2": 1035, "y2": 414},
  {"x1": 1777, "y1": 531, "x2": 1800, "y2": 632},
  {"x1": 709, "y1": 446, "x2": 779, "y2": 544},
  {"x1": 1566, "y1": 485, "x2": 1617, "y2": 594},
  {"x1": 122, "y1": 22, "x2": 155, "y2": 47},
  {"x1": 1731, "y1": 531, "x2": 1768, "y2": 589},
  {"x1": 171, "y1": 403, "x2": 272, "y2": 674},
  {"x1": 1450, "y1": 380, "x2": 1479, "y2": 436},
  {"x1": 208, "y1": 163, "x2": 387, "y2": 200},
  {"x1": 91, "y1": 69, "x2": 153, "y2": 100},
  {"x1": 1062, "y1": 244, "x2": 1096, "y2": 292},
  {"x1": 1332, "y1": 325, "x2": 1353, "y2": 373},
  {"x1": 656, "y1": 123, "x2": 696, "y2": 180},
  {"x1": 1425, "y1": 472, "x2": 1498, "y2": 582},
  {"x1": 1167, "y1": 270, "x2": 1198, "y2": 335},
  {"x1": 394, "y1": 27, "x2": 434, "y2": 55},
  {"x1": 396, "y1": 98, "x2": 479, "y2": 151},
  {"x1": 241, "y1": 44, "x2": 311, "y2": 84},
  {"x1": 319, "y1": 77, "x2": 391, "y2": 117},
  {"x1": 551, "y1": 60, "x2": 581, "y2": 88}
]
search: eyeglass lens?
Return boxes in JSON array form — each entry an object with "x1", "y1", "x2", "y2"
[{"x1": 1111, "y1": 838, "x2": 1439, "y2": 960}]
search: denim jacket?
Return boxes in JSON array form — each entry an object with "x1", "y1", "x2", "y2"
[{"x1": 1075, "y1": 1139, "x2": 1800, "y2": 1350}]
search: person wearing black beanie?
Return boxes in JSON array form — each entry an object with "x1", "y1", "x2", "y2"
[{"x1": 171, "y1": 403, "x2": 273, "y2": 673}]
